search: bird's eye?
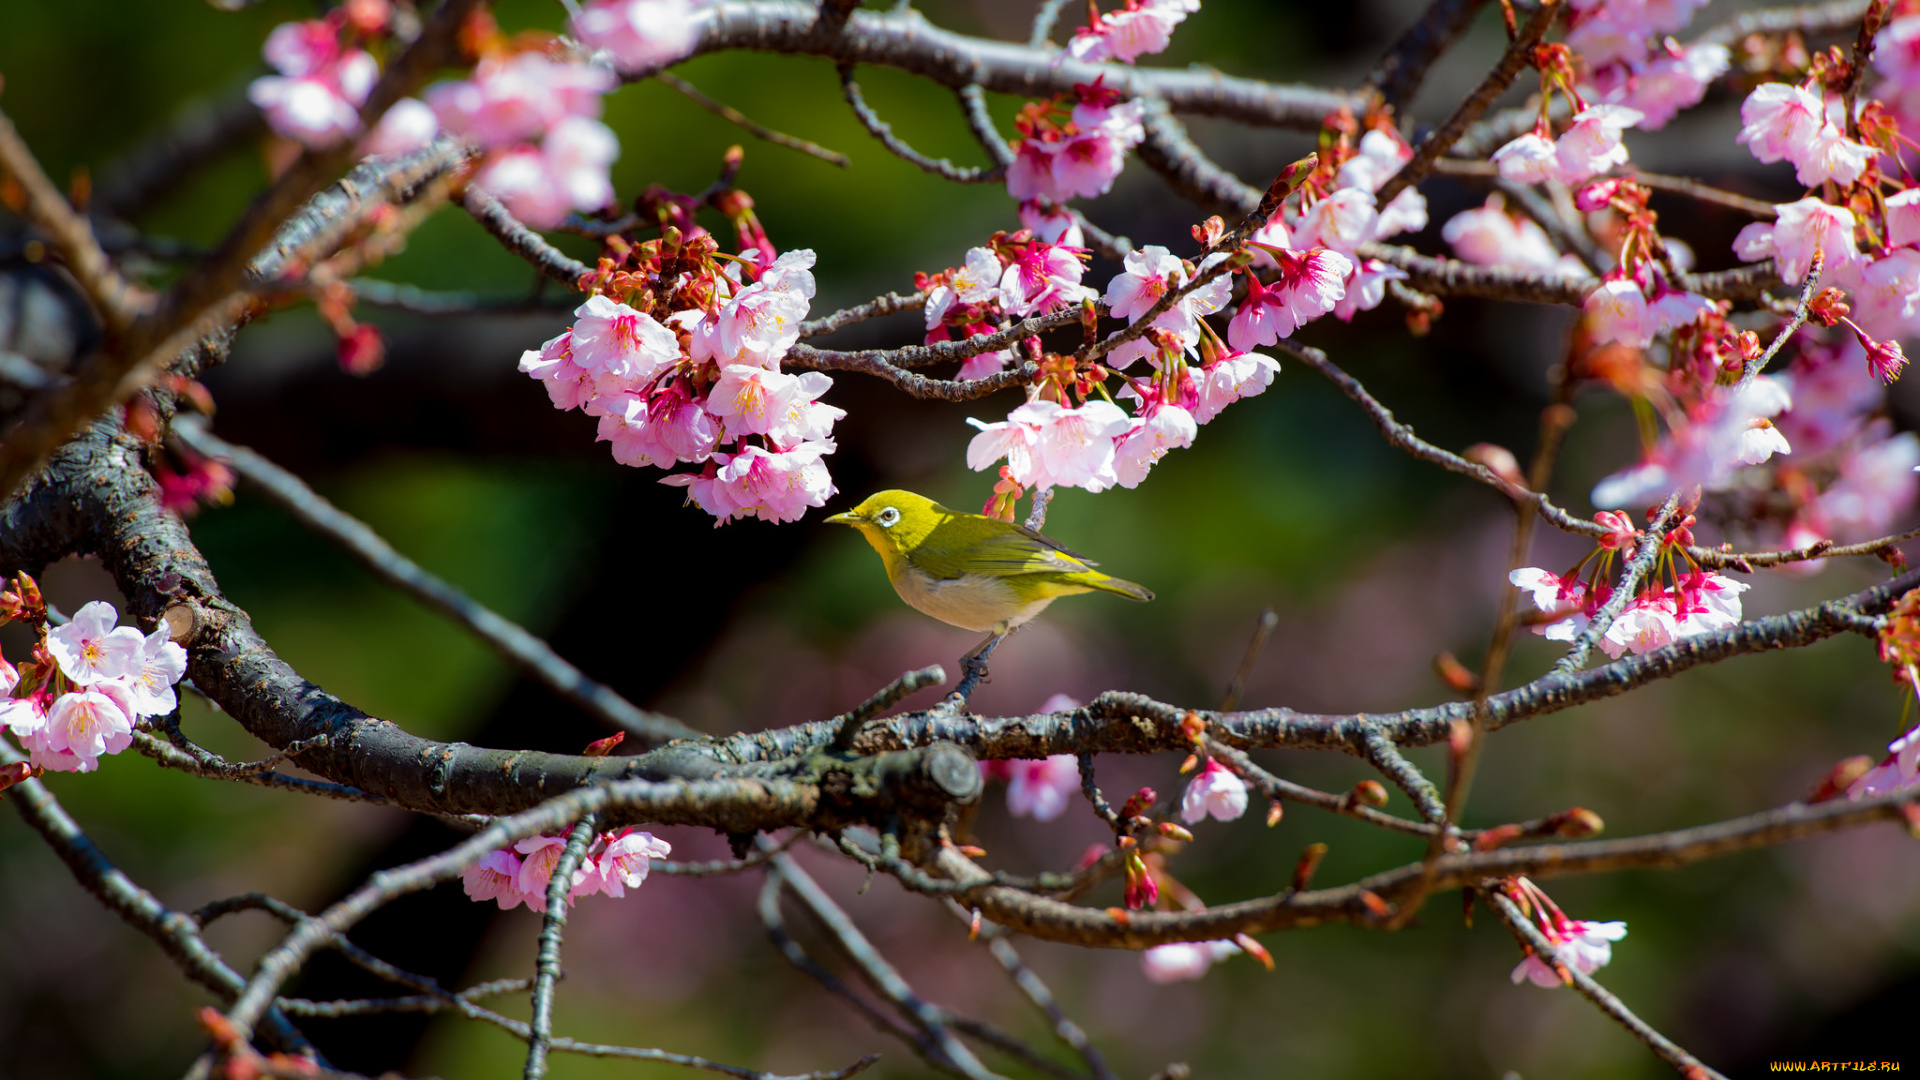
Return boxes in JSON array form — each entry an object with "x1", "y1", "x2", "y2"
[{"x1": 876, "y1": 507, "x2": 901, "y2": 527}]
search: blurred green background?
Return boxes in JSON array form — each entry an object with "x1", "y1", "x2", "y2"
[{"x1": 2, "y1": 0, "x2": 1919, "y2": 1077}]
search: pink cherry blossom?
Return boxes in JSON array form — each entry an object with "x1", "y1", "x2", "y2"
[
  {"x1": 1050, "y1": 128, "x2": 1133, "y2": 199},
  {"x1": 569, "y1": 295, "x2": 681, "y2": 393},
  {"x1": 709, "y1": 272, "x2": 813, "y2": 369},
  {"x1": 359, "y1": 97, "x2": 440, "y2": 158},
  {"x1": 707, "y1": 366, "x2": 842, "y2": 447},
  {"x1": 1227, "y1": 248, "x2": 1353, "y2": 350},
  {"x1": 463, "y1": 849, "x2": 531, "y2": 910},
  {"x1": 588, "y1": 827, "x2": 672, "y2": 898},
  {"x1": 1671, "y1": 571, "x2": 1748, "y2": 637},
  {"x1": 1005, "y1": 755, "x2": 1080, "y2": 821},
  {"x1": 1113, "y1": 403, "x2": 1197, "y2": 488},
  {"x1": 1584, "y1": 276, "x2": 1652, "y2": 347},
  {"x1": 1793, "y1": 124, "x2": 1878, "y2": 187},
  {"x1": 1190, "y1": 351, "x2": 1280, "y2": 424},
  {"x1": 572, "y1": 0, "x2": 702, "y2": 71},
  {"x1": 1106, "y1": 246, "x2": 1185, "y2": 321},
  {"x1": 47, "y1": 601, "x2": 144, "y2": 685},
  {"x1": 472, "y1": 116, "x2": 620, "y2": 229},
  {"x1": 1440, "y1": 197, "x2": 1578, "y2": 273},
  {"x1": 1850, "y1": 725, "x2": 1920, "y2": 800},
  {"x1": 1512, "y1": 920, "x2": 1628, "y2": 987},
  {"x1": 1768, "y1": 197, "x2": 1859, "y2": 285},
  {"x1": 1334, "y1": 259, "x2": 1408, "y2": 321},
  {"x1": 1646, "y1": 287, "x2": 1715, "y2": 334},
  {"x1": 0, "y1": 693, "x2": 49, "y2": 744},
  {"x1": 999, "y1": 242, "x2": 1095, "y2": 316},
  {"x1": 1180, "y1": 759, "x2": 1248, "y2": 824},
  {"x1": 967, "y1": 412, "x2": 1048, "y2": 487},
  {"x1": 1599, "y1": 598, "x2": 1680, "y2": 658},
  {"x1": 1102, "y1": 249, "x2": 1230, "y2": 368},
  {"x1": 1886, "y1": 188, "x2": 1920, "y2": 248},
  {"x1": 705, "y1": 441, "x2": 838, "y2": 524},
  {"x1": 122, "y1": 628, "x2": 188, "y2": 718},
  {"x1": 519, "y1": 330, "x2": 598, "y2": 412},
  {"x1": 1491, "y1": 132, "x2": 1560, "y2": 184},
  {"x1": 1553, "y1": 105, "x2": 1642, "y2": 183},
  {"x1": 926, "y1": 247, "x2": 1005, "y2": 327},
  {"x1": 1063, "y1": 0, "x2": 1199, "y2": 64},
  {"x1": 1019, "y1": 201, "x2": 1086, "y2": 247},
  {"x1": 251, "y1": 20, "x2": 378, "y2": 148},
  {"x1": 1509, "y1": 568, "x2": 1596, "y2": 642},
  {"x1": 1812, "y1": 431, "x2": 1920, "y2": 539},
  {"x1": 1737, "y1": 83, "x2": 1832, "y2": 169},
  {"x1": 514, "y1": 835, "x2": 593, "y2": 910},
  {"x1": 1566, "y1": 12, "x2": 1650, "y2": 69},
  {"x1": 41, "y1": 690, "x2": 134, "y2": 770},
  {"x1": 1596, "y1": 43, "x2": 1730, "y2": 130},
  {"x1": 1591, "y1": 375, "x2": 1794, "y2": 508},
  {"x1": 1293, "y1": 188, "x2": 1378, "y2": 255},
  {"x1": 1334, "y1": 129, "x2": 1413, "y2": 193},
  {"x1": 427, "y1": 53, "x2": 614, "y2": 150},
  {"x1": 1142, "y1": 940, "x2": 1239, "y2": 983},
  {"x1": 1025, "y1": 399, "x2": 1134, "y2": 491}
]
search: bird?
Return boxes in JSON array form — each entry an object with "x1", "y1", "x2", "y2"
[{"x1": 826, "y1": 489, "x2": 1152, "y2": 660}]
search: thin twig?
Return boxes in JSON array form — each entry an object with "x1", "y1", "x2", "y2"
[
  {"x1": 1377, "y1": 0, "x2": 1562, "y2": 205},
  {"x1": 832, "y1": 666, "x2": 949, "y2": 752},
  {"x1": 172, "y1": 419, "x2": 700, "y2": 746},
  {"x1": 526, "y1": 816, "x2": 598, "y2": 1080},
  {"x1": 838, "y1": 65, "x2": 1006, "y2": 183},
  {"x1": 657, "y1": 72, "x2": 851, "y2": 166}
]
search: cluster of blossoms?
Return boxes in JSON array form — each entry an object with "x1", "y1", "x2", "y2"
[
  {"x1": 0, "y1": 582, "x2": 187, "y2": 774},
  {"x1": 1511, "y1": 507, "x2": 1750, "y2": 659},
  {"x1": 1062, "y1": 0, "x2": 1200, "y2": 65},
  {"x1": 918, "y1": 233, "x2": 1098, "y2": 381},
  {"x1": 461, "y1": 826, "x2": 671, "y2": 911},
  {"x1": 1847, "y1": 594, "x2": 1920, "y2": 799},
  {"x1": 521, "y1": 221, "x2": 842, "y2": 524},
  {"x1": 254, "y1": 0, "x2": 710, "y2": 228},
  {"x1": 1007, "y1": 80, "x2": 1147, "y2": 208},
  {"x1": 1501, "y1": 878, "x2": 1628, "y2": 988}
]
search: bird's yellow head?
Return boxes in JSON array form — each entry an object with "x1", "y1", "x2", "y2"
[{"x1": 824, "y1": 489, "x2": 945, "y2": 567}]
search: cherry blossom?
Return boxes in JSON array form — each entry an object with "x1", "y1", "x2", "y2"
[
  {"x1": 1180, "y1": 759, "x2": 1248, "y2": 824},
  {"x1": 1884, "y1": 189, "x2": 1920, "y2": 249},
  {"x1": 1227, "y1": 249, "x2": 1353, "y2": 351},
  {"x1": 1491, "y1": 132, "x2": 1560, "y2": 184},
  {"x1": 1510, "y1": 568, "x2": 1597, "y2": 642},
  {"x1": 926, "y1": 247, "x2": 1005, "y2": 326},
  {"x1": 462, "y1": 849, "x2": 532, "y2": 910},
  {"x1": 572, "y1": 0, "x2": 703, "y2": 71},
  {"x1": 514, "y1": 835, "x2": 594, "y2": 910},
  {"x1": 999, "y1": 242, "x2": 1095, "y2": 316},
  {"x1": 1441, "y1": 197, "x2": 1582, "y2": 274},
  {"x1": 47, "y1": 601, "x2": 144, "y2": 685},
  {"x1": 966, "y1": 411, "x2": 1048, "y2": 487},
  {"x1": 1333, "y1": 259, "x2": 1408, "y2": 322},
  {"x1": 1102, "y1": 248, "x2": 1231, "y2": 367},
  {"x1": 1591, "y1": 375, "x2": 1795, "y2": 508},
  {"x1": 696, "y1": 441, "x2": 839, "y2": 524},
  {"x1": 1511, "y1": 920, "x2": 1628, "y2": 987},
  {"x1": 1737, "y1": 82, "x2": 1828, "y2": 164},
  {"x1": 519, "y1": 330, "x2": 598, "y2": 412},
  {"x1": 426, "y1": 52, "x2": 614, "y2": 150},
  {"x1": 1190, "y1": 351, "x2": 1280, "y2": 424},
  {"x1": 472, "y1": 116, "x2": 620, "y2": 228},
  {"x1": 1584, "y1": 277, "x2": 1652, "y2": 348},
  {"x1": 588, "y1": 827, "x2": 673, "y2": 898},
  {"x1": 1028, "y1": 399, "x2": 1134, "y2": 491},
  {"x1": 250, "y1": 19, "x2": 378, "y2": 148},
  {"x1": 707, "y1": 366, "x2": 842, "y2": 446},
  {"x1": 1019, "y1": 202, "x2": 1086, "y2": 247},
  {"x1": 570, "y1": 295, "x2": 680, "y2": 386},
  {"x1": 984, "y1": 754, "x2": 1080, "y2": 821},
  {"x1": 1809, "y1": 431, "x2": 1920, "y2": 540},
  {"x1": 1292, "y1": 188, "x2": 1379, "y2": 255},
  {"x1": 1142, "y1": 940, "x2": 1239, "y2": 983},
  {"x1": 1743, "y1": 197, "x2": 1860, "y2": 285},
  {"x1": 1064, "y1": 0, "x2": 1200, "y2": 64},
  {"x1": 122, "y1": 628, "x2": 189, "y2": 718},
  {"x1": 40, "y1": 690, "x2": 134, "y2": 772},
  {"x1": 1113, "y1": 403, "x2": 1197, "y2": 487},
  {"x1": 1595, "y1": 43, "x2": 1729, "y2": 130},
  {"x1": 1553, "y1": 105, "x2": 1642, "y2": 183},
  {"x1": 359, "y1": 97, "x2": 439, "y2": 158}
]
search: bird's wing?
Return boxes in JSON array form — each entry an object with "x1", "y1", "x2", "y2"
[
  {"x1": 964, "y1": 531, "x2": 1096, "y2": 577},
  {"x1": 1011, "y1": 522, "x2": 1096, "y2": 565}
]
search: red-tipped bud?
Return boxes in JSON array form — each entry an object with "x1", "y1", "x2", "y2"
[
  {"x1": 337, "y1": 323, "x2": 386, "y2": 376},
  {"x1": 582, "y1": 732, "x2": 625, "y2": 757},
  {"x1": 0, "y1": 760, "x2": 39, "y2": 797},
  {"x1": 1156, "y1": 821, "x2": 1194, "y2": 842},
  {"x1": 1573, "y1": 178, "x2": 1623, "y2": 212},
  {"x1": 1808, "y1": 287, "x2": 1850, "y2": 327},
  {"x1": 1357, "y1": 890, "x2": 1393, "y2": 919},
  {"x1": 1433, "y1": 651, "x2": 1480, "y2": 695},
  {"x1": 1119, "y1": 787, "x2": 1158, "y2": 819},
  {"x1": 1191, "y1": 216, "x2": 1226, "y2": 247},
  {"x1": 957, "y1": 845, "x2": 988, "y2": 858},
  {"x1": 1448, "y1": 719, "x2": 1474, "y2": 758},
  {"x1": 1265, "y1": 800, "x2": 1285, "y2": 827},
  {"x1": 1178, "y1": 711, "x2": 1206, "y2": 743},
  {"x1": 1472, "y1": 823, "x2": 1524, "y2": 851},
  {"x1": 1292, "y1": 842, "x2": 1328, "y2": 892},
  {"x1": 1348, "y1": 780, "x2": 1389, "y2": 808},
  {"x1": 1178, "y1": 753, "x2": 1200, "y2": 775},
  {"x1": 1234, "y1": 933, "x2": 1274, "y2": 970},
  {"x1": 1553, "y1": 807, "x2": 1604, "y2": 838},
  {"x1": 1105, "y1": 906, "x2": 1131, "y2": 925},
  {"x1": 1808, "y1": 755, "x2": 1875, "y2": 803},
  {"x1": 968, "y1": 907, "x2": 983, "y2": 940}
]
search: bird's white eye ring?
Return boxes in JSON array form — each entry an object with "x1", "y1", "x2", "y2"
[{"x1": 876, "y1": 507, "x2": 901, "y2": 527}]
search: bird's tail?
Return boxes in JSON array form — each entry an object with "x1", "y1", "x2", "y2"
[{"x1": 1085, "y1": 572, "x2": 1153, "y2": 602}]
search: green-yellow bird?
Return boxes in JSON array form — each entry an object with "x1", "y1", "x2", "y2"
[{"x1": 826, "y1": 490, "x2": 1152, "y2": 654}]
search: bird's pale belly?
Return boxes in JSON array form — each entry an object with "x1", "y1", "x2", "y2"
[{"x1": 890, "y1": 567, "x2": 1058, "y2": 633}]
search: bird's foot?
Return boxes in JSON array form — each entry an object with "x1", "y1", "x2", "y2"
[{"x1": 940, "y1": 631, "x2": 1008, "y2": 712}]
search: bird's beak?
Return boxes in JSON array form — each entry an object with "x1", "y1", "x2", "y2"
[{"x1": 824, "y1": 510, "x2": 861, "y2": 526}]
